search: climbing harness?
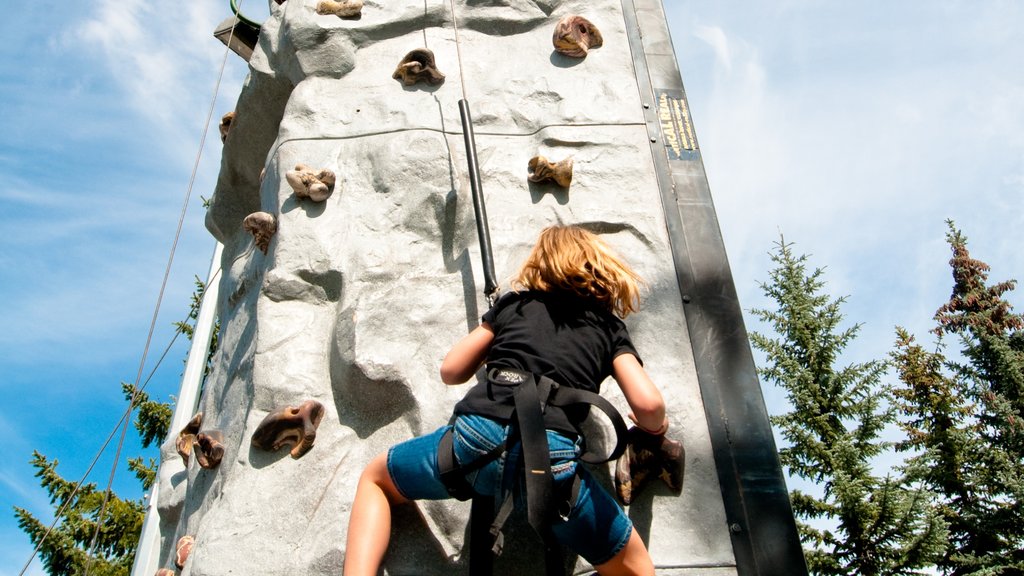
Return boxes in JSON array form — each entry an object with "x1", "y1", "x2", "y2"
[
  {"x1": 437, "y1": 368, "x2": 629, "y2": 575},
  {"x1": 447, "y1": 0, "x2": 499, "y2": 306}
]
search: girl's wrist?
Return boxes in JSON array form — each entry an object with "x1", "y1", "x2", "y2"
[{"x1": 633, "y1": 415, "x2": 669, "y2": 436}]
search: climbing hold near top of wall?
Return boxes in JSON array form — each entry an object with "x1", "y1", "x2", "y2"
[
  {"x1": 393, "y1": 48, "x2": 445, "y2": 87},
  {"x1": 552, "y1": 15, "x2": 602, "y2": 58},
  {"x1": 243, "y1": 212, "x2": 278, "y2": 255},
  {"x1": 219, "y1": 111, "x2": 236, "y2": 143},
  {"x1": 315, "y1": 0, "x2": 363, "y2": 19},
  {"x1": 286, "y1": 164, "x2": 336, "y2": 202}
]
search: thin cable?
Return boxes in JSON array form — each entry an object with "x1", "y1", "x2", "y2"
[
  {"x1": 16, "y1": 316, "x2": 190, "y2": 576},
  {"x1": 447, "y1": 0, "x2": 469, "y2": 101},
  {"x1": 80, "y1": 6, "x2": 242, "y2": 574}
]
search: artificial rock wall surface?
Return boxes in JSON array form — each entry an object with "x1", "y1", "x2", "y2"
[{"x1": 155, "y1": 1, "x2": 737, "y2": 574}]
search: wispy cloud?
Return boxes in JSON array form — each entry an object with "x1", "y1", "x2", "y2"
[
  {"x1": 665, "y1": 2, "x2": 1024, "y2": 390},
  {"x1": 68, "y1": 0, "x2": 246, "y2": 166}
]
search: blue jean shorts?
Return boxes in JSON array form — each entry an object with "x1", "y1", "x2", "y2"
[{"x1": 387, "y1": 413, "x2": 633, "y2": 565}]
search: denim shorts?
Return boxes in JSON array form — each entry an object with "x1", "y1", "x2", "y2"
[{"x1": 387, "y1": 413, "x2": 633, "y2": 565}]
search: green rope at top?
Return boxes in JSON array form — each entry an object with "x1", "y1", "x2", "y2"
[{"x1": 231, "y1": 0, "x2": 263, "y2": 30}]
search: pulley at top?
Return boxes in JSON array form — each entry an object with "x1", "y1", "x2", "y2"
[{"x1": 213, "y1": 0, "x2": 262, "y2": 61}]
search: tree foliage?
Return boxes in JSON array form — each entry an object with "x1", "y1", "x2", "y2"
[
  {"x1": 892, "y1": 221, "x2": 1024, "y2": 575},
  {"x1": 750, "y1": 238, "x2": 947, "y2": 575},
  {"x1": 15, "y1": 278, "x2": 218, "y2": 575},
  {"x1": 13, "y1": 386, "x2": 169, "y2": 576}
]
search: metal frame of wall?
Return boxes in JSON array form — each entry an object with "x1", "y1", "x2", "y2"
[{"x1": 622, "y1": 1, "x2": 809, "y2": 574}]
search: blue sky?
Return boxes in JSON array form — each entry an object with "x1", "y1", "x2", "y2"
[{"x1": 1, "y1": 2, "x2": 1021, "y2": 574}]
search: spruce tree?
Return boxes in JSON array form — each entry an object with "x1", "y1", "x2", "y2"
[
  {"x1": 14, "y1": 279, "x2": 216, "y2": 575},
  {"x1": 13, "y1": 386, "x2": 170, "y2": 575},
  {"x1": 750, "y1": 238, "x2": 947, "y2": 575},
  {"x1": 892, "y1": 222, "x2": 1024, "y2": 575}
]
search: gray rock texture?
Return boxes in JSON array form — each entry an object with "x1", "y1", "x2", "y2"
[{"x1": 155, "y1": 0, "x2": 737, "y2": 574}]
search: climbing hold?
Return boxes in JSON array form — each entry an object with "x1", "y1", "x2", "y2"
[
  {"x1": 285, "y1": 164, "x2": 336, "y2": 202},
  {"x1": 528, "y1": 155, "x2": 574, "y2": 188},
  {"x1": 315, "y1": 0, "x2": 363, "y2": 18},
  {"x1": 176, "y1": 413, "x2": 203, "y2": 465},
  {"x1": 196, "y1": 431, "x2": 225, "y2": 469},
  {"x1": 155, "y1": 569, "x2": 176, "y2": 576},
  {"x1": 251, "y1": 400, "x2": 326, "y2": 459},
  {"x1": 614, "y1": 426, "x2": 684, "y2": 505},
  {"x1": 392, "y1": 48, "x2": 445, "y2": 86},
  {"x1": 219, "y1": 111, "x2": 236, "y2": 143},
  {"x1": 552, "y1": 15, "x2": 603, "y2": 58},
  {"x1": 243, "y1": 212, "x2": 278, "y2": 254},
  {"x1": 175, "y1": 535, "x2": 195, "y2": 569}
]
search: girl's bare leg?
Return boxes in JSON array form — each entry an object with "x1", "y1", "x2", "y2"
[
  {"x1": 343, "y1": 453, "x2": 409, "y2": 576},
  {"x1": 593, "y1": 528, "x2": 655, "y2": 576}
]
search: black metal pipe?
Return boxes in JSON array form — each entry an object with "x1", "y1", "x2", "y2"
[{"x1": 458, "y1": 99, "x2": 498, "y2": 304}]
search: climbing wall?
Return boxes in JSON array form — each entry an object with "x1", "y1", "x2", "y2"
[{"x1": 145, "y1": 1, "x2": 781, "y2": 574}]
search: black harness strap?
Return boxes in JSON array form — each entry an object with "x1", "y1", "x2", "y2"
[
  {"x1": 512, "y1": 374, "x2": 555, "y2": 532},
  {"x1": 438, "y1": 368, "x2": 629, "y2": 576},
  {"x1": 438, "y1": 428, "x2": 505, "y2": 501}
]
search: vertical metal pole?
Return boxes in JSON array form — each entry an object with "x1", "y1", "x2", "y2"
[{"x1": 131, "y1": 242, "x2": 223, "y2": 576}]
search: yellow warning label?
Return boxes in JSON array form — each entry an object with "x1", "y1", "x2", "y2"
[{"x1": 657, "y1": 90, "x2": 698, "y2": 161}]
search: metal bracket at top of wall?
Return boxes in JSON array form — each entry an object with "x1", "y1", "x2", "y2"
[
  {"x1": 213, "y1": 0, "x2": 263, "y2": 61},
  {"x1": 621, "y1": 1, "x2": 809, "y2": 574}
]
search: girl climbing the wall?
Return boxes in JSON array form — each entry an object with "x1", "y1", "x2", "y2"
[{"x1": 343, "y1": 224, "x2": 667, "y2": 576}]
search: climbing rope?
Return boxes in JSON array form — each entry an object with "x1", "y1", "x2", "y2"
[
  {"x1": 447, "y1": 0, "x2": 470, "y2": 102},
  {"x1": 18, "y1": 4, "x2": 242, "y2": 575},
  {"x1": 83, "y1": 4, "x2": 241, "y2": 566}
]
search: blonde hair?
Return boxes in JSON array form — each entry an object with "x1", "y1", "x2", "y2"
[{"x1": 512, "y1": 225, "x2": 644, "y2": 317}]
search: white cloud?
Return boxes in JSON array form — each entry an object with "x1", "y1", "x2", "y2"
[
  {"x1": 68, "y1": 0, "x2": 246, "y2": 165},
  {"x1": 694, "y1": 25, "x2": 731, "y2": 74}
]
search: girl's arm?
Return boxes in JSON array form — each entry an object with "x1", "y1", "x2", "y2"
[
  {"x1": 612, "y1": 353, "x2": 667, "y2": 434},
  {"x1": 440, "y1": 323, "x2": 495, "y2": 384}
]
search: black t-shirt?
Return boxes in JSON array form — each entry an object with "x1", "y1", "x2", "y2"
[{"x1": 453, "y1": 290, "x2": 640, "y2": 434}]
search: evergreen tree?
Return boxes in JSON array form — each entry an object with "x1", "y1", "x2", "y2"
[
  {"x1": 13, "y1": 386, "x2": 170, "y2": 575},
  {"x1": 892, "y1": 222, "x2": 1024, "y2": 575},
  {"x1": 750, "y1": 238, "x2": 947, "y2": 575},
  {"x1": 14, "y1": 279, "x2": 217, "y2": 575}
]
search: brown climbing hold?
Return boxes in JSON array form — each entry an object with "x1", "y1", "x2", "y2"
[
  {"x1": 285, "y1": 164, "x2": 336, "y2": 202},
  {"x1": 251, "y1": 400, "x2": 326, "y2": 459},
  {"x1": 315, "y1": 0, "x2": 363, "y2": 18},
  {"x1": 175, "y1": 535, "x2": 195, "y2": 569},
  {"x1": 176, "y1": 413, "x2": 203, "y2": 465},
  {"x1": 392, "y1": 48, "x2": 445, "y2": 86},
  {"x1": 155, "y1": 569, "x2": 176, "y2": 576},
  {"x1": 243, "y1": 212, "x2": 278, "y2": 254},
  {"x1": 528, "y1": 155, "x2": 574, "y2": 188},
  {"x1": 614, "y1": 426, "x2": 684, "y2": 505},
  {"x1": 195, "y1": 430, "x2": 225, "y2": 469},
  {"x1": 219, "y1": 111, "x2": 235, "y2": 143},
  {"x1": 552, "y1": 15, "x2": 603, "y2": 58}
]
